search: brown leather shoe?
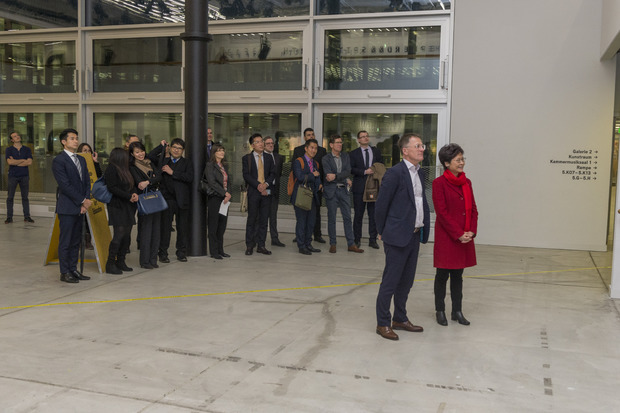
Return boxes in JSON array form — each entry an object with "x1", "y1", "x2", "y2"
[
  {"x1": 376, "y1": 326, "x2": 399, "y2": 341},
  {"x1": 329, "y1": 245, "x2": 337, "y2": 253},
  {"x1": 348, "y1": 245, "x2": 364, "y2": 253},
  {"x1": 392, "y1": 320, "x2": 423, "y2": 333}
]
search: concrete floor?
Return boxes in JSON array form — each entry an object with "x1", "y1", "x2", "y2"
[{"x1": 1, "y1": 217, "x2": 619, "y2": 412}]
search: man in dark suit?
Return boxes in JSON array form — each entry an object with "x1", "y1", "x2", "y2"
[
  {"x1": 242, "y1": 133, "x2": 275, "y2": 256},
  {"x1": 206, "y1": 128, "x2": 214, "y2": 159},
  {"x1": 264, "y1": 136, "x2": 285, "y2": 247},
  {"x1": 350, "y1": 130, "x2": 384, "y2": 249},
  {"x1": 292, "y1": 128, "x2": 327, "y2": 243},
  {"x1": 149, "y1": 138, "x2": 193, "y2": 263},
  {"x1": 52, "y1": 128, "x2": 92, "y2": 283},
  {"x1": 374, "y1": 133, "x2": 430, "y2": 341}
]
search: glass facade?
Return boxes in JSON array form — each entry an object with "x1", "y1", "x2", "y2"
[
  {"x1": 0, "y1": 0, "x2": 77, "y2": 30},
  {"x1": 93, "y1": 37, "x2": 182, "y2": 93},
  {"x1": 318, "y1": 0, "x2": 450, "y2": 15},
  {"x1": 0, "y1": 41, "x2": 76, "y2": 93},
  {"x1": 324, "y1": 26, "x2": 441, "y2": 90},
  {"x1": 208, "y1": 0, "x2": 309, "y2": 20},
  {"x1": 208, "y1": 31, "x2": 303, "y2": 91},
  {"x1": 1, "y1": 112, "x2": 77, "y2": 192}
]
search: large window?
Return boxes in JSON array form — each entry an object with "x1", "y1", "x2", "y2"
[
  {"x1": 318, "y1": 0, "x2": 450, "y2": 15},
  {"x1": 0, "y1": 1, "x2": 77, "y2": 31},
  {"x1": 324, "y1": 26, "x2": 441, "y2": 91},
  {"x1": 0, "y1": 41, "x2": 76, "y2": 93},
  {"x1": 208, "y1": 31, "x2": 303, "y2": 91},
  {"x1": 0, "y1": 111, "x2": 77, "y2": 192},
  {"x1": 93, "y1": 112, "x2": 182, "y2": 169},
  {"x1": 208, "y1": 0, "x2": 309, "y2": 20},
  {"x1": 208, "y1": 112, "x2": 302, "y2": 203},
  {"x1": 93, "y1": 37, "x2": 182, "y2": 93}
]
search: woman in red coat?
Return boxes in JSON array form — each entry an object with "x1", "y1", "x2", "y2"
[{"x1": 433, "y1": 143, "x2": 478, "y2": 326}]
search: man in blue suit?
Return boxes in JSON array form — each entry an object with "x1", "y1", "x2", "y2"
[
  {"x1": 52, "y1": 128, "x2": 92, "y2": 283},
  {"x1": 374, "y1": 133, "x2": 430, "y2": 340}
]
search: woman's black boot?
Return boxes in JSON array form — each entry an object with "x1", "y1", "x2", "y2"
[
  {"x1": 436, "y1": 311, "x2": 448, "y2": 326},
  {"x1": 451, "y1": 311, "x2": 470, "y2": 325}
]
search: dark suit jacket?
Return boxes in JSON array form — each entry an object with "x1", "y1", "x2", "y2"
[
  {"x1": 266, "y1": 151, "x2": 284, "y2": 195},
  {"x1": 52, "y1": 151, "x2": 91, "y2": 215},
  {"x1": 290, "y1": 155, "x2": 321, "y2": 205},
  {"x1": 350, "y1": 146, "x2": 383, "y2": 194},
  {"x1": 149, "y1": 145, "x2": 193, "y2": 209},
  {"x1": 374, "y1": 161, "x2": 430, "y2": 247},
  {"x1": 242, "y1": 151, "x2": 275, "y2": 197},
  {"x1": 203, "y1": 161, "x2": 229, "y2": 198},
  {"x1": 293, "y1": 144, "x2": 327, "y2": 181},
  {"x1": 321, "y1": 152, "x2": 351, "y2": 199}
]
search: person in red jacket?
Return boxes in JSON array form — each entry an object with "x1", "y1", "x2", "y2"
[{"x1": 432, "y1": 143, "x2": 478, "y2": 327}]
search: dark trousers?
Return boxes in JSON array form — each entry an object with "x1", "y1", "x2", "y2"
[
  {"x1": 159, "y1": 199, "x2": 189, "y2": 258},
  {"x1": 268, "y1": 190, "x2": 280, "y2": 242},
  {"x1": 138, "y1": 212, "x2": 161, "y2": 266},
  {"x1": 245, "y1": 192, "x2": 270, "y2": 249},
  {"x1": 434, "y1": 268, "x2": 464, "y2": 312},
  {"x1": 353, "y1": 191, "x2": 377, "y2": 243},
  {"x1": 208, "y1": 195, "x2": 228, "y2": 256},
  {"x1": 376, "y1": 234, "x2": 421, "y2": 326},
  {"x1": 108, "y1": 225, "x2": 132, "y2": 262},
  {"x1": 7, "y1": 176, "x2": 30, "y2": 219},
  {"x1": 314, "y1": 193, "x2": 323, "y2": 238},
  {"x1": 58, "y1": 213, "x2": 82, "y2": 274},
  {"x1": 325, "y1": 186, "x2": 355, "y2": 246},
  {"x1": 295, "y1": 201, "x2": 316, "y2": 249}
]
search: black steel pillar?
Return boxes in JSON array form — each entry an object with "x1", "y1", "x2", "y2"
[{"x1": 182, "y1": 0, "x2": 211, "y2": 256}]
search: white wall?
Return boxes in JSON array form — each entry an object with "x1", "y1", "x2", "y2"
[
  {"x1": 601, "y1": 0, "x2": 620, "y2": 59},
  {"x1": 451, "y1": 0, "x2": 616, "y2": 251}
]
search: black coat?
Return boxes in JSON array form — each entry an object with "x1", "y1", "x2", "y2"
[
  {"x1": 203, "y1": 161, "x2": 228, "y2": 198},
  {"x1": 149, "y1": 145, "x2": 193, "y2": 209},
  {"x1": 104, "y1": 165, "x2": 137, "y2": 226},
  {"x1": 242, "y1": 151, "x2": 275, "y2": 197},
  {"x1": 350, "y1": 146, "x2": 383, "y2": 194}
]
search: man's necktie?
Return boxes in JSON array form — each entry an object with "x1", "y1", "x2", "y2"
[
  {"x1": 73, "y1": 154, "x2": 83, "y2": 179},
  {"x1": 364, "y1": 148, "x2": 370, "y2": 169},
  {"x1": 257, "y1": 154, "x2": 265, "y2": 184}
]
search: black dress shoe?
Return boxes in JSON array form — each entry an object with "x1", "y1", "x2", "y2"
[
  {"x1": 177, "y1": 256, "x2": 188, "y2": 262},
  {"x1": 5, "y1": 218, "x2": 12, "y2": 224},
  {"x1": 307, "y1": 245, "x2": 321, "y2": 253},
  {"x1": 257, "y1": 246, "x2": 272, "y2": 255},
  {"x1": 292, "y1": 237, "x2": 297, "y2": 243},
  {"x1": 299, "y1": 248, "x2": 312, "y2": 255},
  {"x1": 271, "y1": 239, "x2": 285, "y2": 247},
  {"x1": 159, "y1": 256, "x2": 170, "y2": 263},
  {"x1": 245, "y1": 248, "x2": 253, "y2": 256},
  {"x1": 212, "y1": 254, "x2": 223, "y2": 259},
  {"x1": 24, "y1": 217, "x2": 35, "y2": 223},
  {"x1": 60, "y1": 273, "x2": 79, "y2": 283},
  {"x1": 141, "y1": 264, "x2": 154, "y2": 269},
  {"x1": 220, "y1": 252, "x2": 231, "y2": 258},
  {"x1": 436, "y1": 311, "x2": 448, "y2": 326},
  {"x1": 314, "y1": 236, "x2": 326, "y2": 244},
  {"x1": 72, "y1": 270, "x2": 90, "y2": 280},
  {"x1": 451, "y1": 311, "x2": 470, "y2": 325},
  {"x1": 369, "y1": 241, "x2": 380, "y2": 249},
  {"x1": 151, "y1": 263, "x2": 159, "y2": 269}
]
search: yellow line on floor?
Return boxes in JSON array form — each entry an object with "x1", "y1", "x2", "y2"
[{"x1": 0, "y1": 266, "x2": 609, "y2": 310}]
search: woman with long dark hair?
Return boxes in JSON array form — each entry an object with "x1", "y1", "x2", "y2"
[
  {"x1": 129, "y1": 141, "x2": 163, "y2": 269},
  {"x1": 432, "y1": 143, "x2": 478, "y2": 326},
  {"x1": 104, "y1": 148, "x2": 139, "y2": 274},
  {"x1": 77, "y1": 142, "x2": 102, "y2": 178},
  {"x1": 204, "y1": 144, "x2": 232, "y2": 259}
]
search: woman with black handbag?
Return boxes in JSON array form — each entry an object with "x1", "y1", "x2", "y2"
[
  {"x1": 129, "y1": 141, "x2": 163, "y2": 269},
  {"x1": 203, "y1": 144, "x2": 232, "y2": 259},
  {"x1": 104, "y1": 148, "x2": 139, "y2": 274}
]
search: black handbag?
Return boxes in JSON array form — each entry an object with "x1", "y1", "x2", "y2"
[{"x1": 137, "y1": 189, "x2": 168, "y2": 216}]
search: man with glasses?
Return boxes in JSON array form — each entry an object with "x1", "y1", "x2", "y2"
[
  {"x1": 5, "y1": 131, "x2": 34, "y2": 224},
  {"x1": 149, "y1": 138, "x2": 193, "y2": 263},
  {"x1": 374, "y1": 133, "x2": 430, "y2": 341},
  {"x1": 322, "y1": 135, "x2": 364, "y2": 254},
  {"x1": 207, "y1": 128, "x2": 214, "y2": 159},
  {"x1": 264, "y1": 136, "x2": 285, "y2": 247},
  {"x1": 350, "y1": 130, "x2": 384, "y2": 249}
]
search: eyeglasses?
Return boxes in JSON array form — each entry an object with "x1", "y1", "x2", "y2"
[
  {"x1": 453, "y1": 157, "x2": 466, "y2": 163},
  {"x1": 406, "y1": 144, "x2": 426, "y2": 150},
  {"x1": 265, "y1": 142, "x2": 274, "y2": 145},
  {"x1": 171, "y1": 146, "x2": 183, "y2": 150}
]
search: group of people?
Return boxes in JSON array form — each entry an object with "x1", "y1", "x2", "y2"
[{"x1": 39, "y1": 126, "x2": 479, "y2": 337}]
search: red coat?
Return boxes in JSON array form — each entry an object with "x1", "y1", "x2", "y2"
[{"x1": 432, "y1": 175, "x2": 478, "y2": 269}]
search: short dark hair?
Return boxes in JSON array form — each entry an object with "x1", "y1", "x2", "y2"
[
  {"x1": 126, "y1": 134, "x2": 138, "y2": 142},
  {"x1": 128, "y1": 141, "x2": 146, "y2": 158},
  {"x1": 398, "y1": 133, "x2": 422, "y2": 152},
  {"x1": 304, "y1": 138, "x2": 318, "y2": 148},
  {"x1": 303, "y1": 128, "x2": 314, "y2": 136},
  {"x1": 170, "y1": 138, "x2": 185, "y2": 149},
  {"x1": 328, "y1": 134, "x2": 342, "y2": 145},
  {"x1": 59, "y1": 128, "x2": 78, "y2": 143},
  {"x1": 9, "y1": 131, "x2": 20, "y2": 140},
  {"x1": 356, "y1": 130, "x2": 368, "y2": 139},
  {"x1": 438, "y1": 143, "x2": 464, "y2": 169},
  {"x1": 249, "y1": 133, "x2": 263, "y2": 144}
]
